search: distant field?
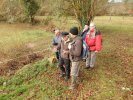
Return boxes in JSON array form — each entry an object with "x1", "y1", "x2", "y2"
[
  {"x1": 0, "y1": 16, "x2": 133, "y2": 64},
  {"x1": 0, "y1": 23, "x2": 53, "y2": 62},
  {"x1": 36, "y1": 16, "x2": 133, "y2": 33},
  {"x1": 94, "y1": 16, "x2": 133, "y2": 33}
]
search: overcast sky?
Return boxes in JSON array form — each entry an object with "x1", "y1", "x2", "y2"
[{"x1": 108, "y1": 0, "x2": 123, "y2": 2}]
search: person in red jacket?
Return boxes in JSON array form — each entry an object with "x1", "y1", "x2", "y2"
[{"x1": 85, "y1": 22, "x2": 102, "y2": 69}]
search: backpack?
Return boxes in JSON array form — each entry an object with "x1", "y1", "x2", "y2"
[
  {"x1": 70, "y1": 36, "x2": 89, "y2": 60},
  {"x1": 95, "y1": 31, "x2": 103, "y2": 47},
  {"x1": 81, "y1": 40, "x2": 89, "y2": 60}
]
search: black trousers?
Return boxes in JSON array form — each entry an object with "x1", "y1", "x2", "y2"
[
  {"x1": 55, "y1": 52, "x2": 60, "y2": 60},
  {"x1": 58, "y1": 58, "x2": 70, "y2": 78}
]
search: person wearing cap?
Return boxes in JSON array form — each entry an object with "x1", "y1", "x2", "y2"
[
  {"x1": 85, "y1": 22, "x2": 102, "y2": 69},
  {"x1": 81, "y1": 24, "x2": 90, "y2": 40},
  {"x1": 58, "y1": 32, "x2": 71, "y2": 81},
  {"x1": 68, "y1": 27, "x2": 82, "y2": 89},
  {"x1": 52, "y1": 29, "x2": 61, "y2": 61}
]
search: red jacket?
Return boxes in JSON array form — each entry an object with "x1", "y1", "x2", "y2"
[{"x1": 85, "y1": 31, "x2": 102, "y2": 51}]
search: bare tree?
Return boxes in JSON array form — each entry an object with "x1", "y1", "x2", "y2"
[
  {"x1": 0, "y1": 0, "x2": 23, "y2": 23},
  {"x1": 57, "y1": 0, "x2": 108, "y2": 29}
]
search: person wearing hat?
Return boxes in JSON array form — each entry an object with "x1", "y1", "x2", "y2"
[
  {"x1": 81, "y1": 24, "x2": 90, "y2": 40},
  {"x1": 52, "y1": 29, "x2": 61, "y2": 61},
  {"x1": 68, "y1": 27, "x2": 83, "y2": 89},
  {"x1": 58, "y1": 32, "x2": 71, "y2": 81},
  {"x1": 85, "y1": 22, "x2": 102, "y2": 69}
]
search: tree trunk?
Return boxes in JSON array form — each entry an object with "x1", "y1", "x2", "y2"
[{"x1": 30, "y1": 15, "x2": 34, "y2": 24}]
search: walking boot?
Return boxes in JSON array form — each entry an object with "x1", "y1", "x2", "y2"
[
  {"x1": 65, "y1": 76, "x2": 70, "y2": 81},
  {"x1": 59, "y1": 72, "x2": 66, "y2": 78},
  {"x1": 69, "y1": 76, "x2": 77, "y2": 90}
]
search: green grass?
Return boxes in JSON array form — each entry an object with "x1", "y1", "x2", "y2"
[
  {"x1": 36, "y1": 16, "x2": 79, "y2": 31},
  {"x1": 1, "y1": 36, "x2": 132, "y2": 99},
  {"x1": 0, "y1": 59, "x2": 50, "y2": 99},
  {"x1": 0, "y1": 16, "x2": 133, "y2": 99},
  {"x1": 0, "y1": 24, "x2": 53, "y2": 60},
  {"x1": 94, "y1": 16, "x2": 133, "y2": 33},
  {"x1": 36, "y1": 16, "x2": 133, "y2": 33}
]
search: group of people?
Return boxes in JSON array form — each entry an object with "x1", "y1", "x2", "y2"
[{"x1": 52, "y1": 22, "x2": 102, "y2": 90}]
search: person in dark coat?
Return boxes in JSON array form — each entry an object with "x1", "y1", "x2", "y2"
[
  {"x1": 81, "y1": 24, "x2": 89, "y2": 40},
  {"x1": 58, "y1": 32, "x2": 71, "y2": 81},
  {"x1": 68, "y1": 27, "x2": 82, "y2": 89}
]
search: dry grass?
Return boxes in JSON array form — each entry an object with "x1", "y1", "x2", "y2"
[
  {"x1": 94, "y1": 16, "x2": 133, "y2": 33},
  {"x1": 0, "y1": 23, "x2": 53, "y2": 62}
]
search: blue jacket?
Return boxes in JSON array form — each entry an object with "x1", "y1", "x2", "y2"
[
  {"x1": 52, "y1": 35, "x2": 61, "y2": 46},
  {"x1": 81, "y1": 29, "x2": 89, "y2": 40}
]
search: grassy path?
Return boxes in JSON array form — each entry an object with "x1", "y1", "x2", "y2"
[
  {"x1": 0, "y1": 32, "x2": 132, "y2": 100},
  {"x1": 0, "y1": 16, "x2": 133, "y2": 99}
]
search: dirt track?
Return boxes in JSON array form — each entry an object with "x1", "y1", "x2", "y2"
[
  {"x1": 0, "y1": 23, "x2": 54, "y2": 75},
  {"x1": 0, "y1": 48, "x2": 51, "y2": 76}
]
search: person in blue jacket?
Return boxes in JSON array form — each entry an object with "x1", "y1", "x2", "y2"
[{"x1": 52, "y1": 29, "x2": 61, "y2": 60}]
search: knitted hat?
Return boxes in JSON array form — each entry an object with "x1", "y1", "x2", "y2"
[
  {"x1": 90, "y1": 22, "x2": 95, "y2": 27},
  {"x1": 70, "y1": 27, "x2": 78, "y2": 35},
  {"x1": 61, "y1": 32, "x2": 69, "y2": 37}
]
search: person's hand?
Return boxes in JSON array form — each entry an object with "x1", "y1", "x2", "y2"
[
  {"x1": 95, "y1": 51, "x2": 98, "y2": 53},
  {"x1": 68, "y1": 43, "x2": 72, "y2": 49},
  {"x1": 53, "y1": 47, "x2": 57, "y2": 52},
  {"x1": 63, "y1": 50, "x2": 69, "y2": 54}
]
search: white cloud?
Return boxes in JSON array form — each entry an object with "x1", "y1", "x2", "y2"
[
  {"x1": 115, "y1": 0, "x2": 123, "y2": 2},
  {"x1": 108, "y1": 0, "x2": 123, "y2": 2}
]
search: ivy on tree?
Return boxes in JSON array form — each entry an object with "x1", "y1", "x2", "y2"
[{"x1": 22, "y1": 0, "x2": 39, "y2": 24}]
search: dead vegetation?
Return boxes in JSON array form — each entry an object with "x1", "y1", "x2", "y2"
[{"x1": 0, "y1": 48, "x2": 51, "y2": 76}]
